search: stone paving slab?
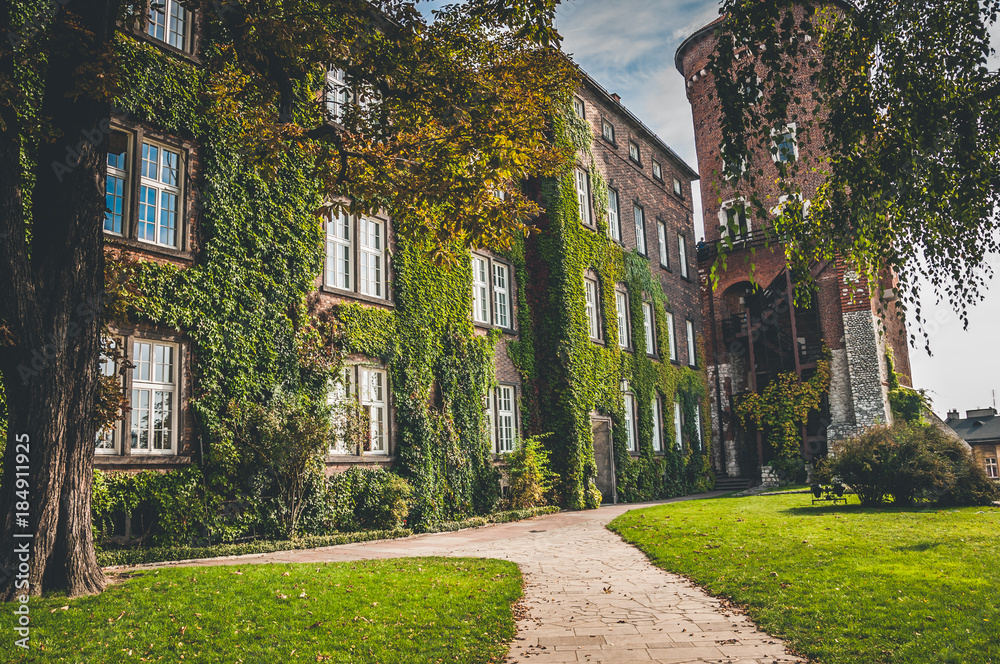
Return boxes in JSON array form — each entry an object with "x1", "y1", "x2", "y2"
[{"x1": 138, "y1": 493, "x2": 805, "y2": 663}]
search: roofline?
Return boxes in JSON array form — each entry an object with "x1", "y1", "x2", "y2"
[
  {"x1": 575, "y1": 67, "x2": 700, "y2": 182},
  {"x1": 673, "y1": 0, "x2": 858, "y2": 76}
]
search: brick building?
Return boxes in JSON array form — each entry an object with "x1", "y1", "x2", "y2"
[
  {"x1": 675, "y1": 1, "x2": 912, "y2": 480},
  {"x1": 947, "y1": 409, "x2": 1000, "y2": 481}
]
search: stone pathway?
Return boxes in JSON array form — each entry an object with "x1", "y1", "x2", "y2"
[{"x1": 142, "y1": 493, "x2": 805, "y2": 663}]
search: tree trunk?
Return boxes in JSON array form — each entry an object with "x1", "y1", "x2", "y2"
[{"x1": 0, "y1": 0, "x2": 122, "y2": 599}]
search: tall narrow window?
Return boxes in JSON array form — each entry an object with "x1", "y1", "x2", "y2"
[
  {"x1": 673, "y1": 177, "x2": 683, "y2": 196},
  {"x1": 667, "y1": 312, "x2": 678, "y2": 362},
  {"x1": 359, "y1": 217, "x2": 384, "y2": 298},
  {"x1": 493, "y1": 263, "x2": 510, "y2": 329},
  {"x1": 602, "y1": 120, "x2": 615, "y2": 143},
  {"x1": 607, "y1": 188, "x2": 621, "y2": 242},
  {"x1": 131, "y1": 341, "x2": 177, "y2": 454},
  {"x1": 678, "y1": 234, "x2": 689, "y2": 279},
  {"x1": 472, "y1": 256, "x2": 491, "y2": 324},
  {"x1": 693, "y1": 404, "x2": 703, "y2": 451},
  {"x1": 651, "y1": 396, "x2": 663, "y2": 453},
  {"x1": 615, "y1": 290, "x2": 629, "y2": 348},
  {"x1": 359, "y1": 367, "x2": 388, "y2": 454},
  {"x1": 496, "y1": 385, "x2": 516, "y2": 453},
  {"x1": 673, "y1": 399, "x2": 683, "y2": 450},
  {"x1": 985, "y1": 457, "x2": 998, "y2": 479},
  {"x1": 485, "y1": 387, "x2": 496, "y2": 447},
  {"x1": 720, "y1": 199, "x2": 750, "y2": 241},
  {"x1": 628, "y1": 140, "x2": 640, "y2": 163},
  {"x1": 326, "y1": 68, "x2": 350, "y2": 123},
  {"x1": 772, "y1": 123, "x2": 798, "y2": 162},
  {"x1": 633, "y1": 205, "x2": 646, "y2": 255},
  {"x1": 642, "y1": 301, "x2": 655, "y2": 355},
  {"x1": 327, "y1": 366, "x2": 356, "y2": 454},
  {"x1": 657, "y1": 221, "x2": 668, "y2": 269},
  {"x1": 575, "y1": 168, "x2": 591, "y2": 226},
  {"x1": 652, "y1": 159, "x2": 663, "y2": 181},
  {"x1": 148, "y1": 0, "x2": 188, "y2": 51},
  {"x1": 325, "y1": 209, "x2": 352, "y2": 290},
  {"x1": 623, "y1": 391, "x2": 637, "y2": 452},
  {"x1": 96, "y1": 341, "x2": 120, "y2": 454},
  {"x1": 572, "y1": 97, "x2": 585, "y2": 119},
  {"x1": 139, "y1": 142, "x2": 181, "y2": 248},
  {"x1": 105, "y1": 138, "x2": 128, "y2": 235},
  {"x1": 585, "y1": 278, "x2": 601, "y2": 341},
  {"x1": 686, "y1": 319, "x2": 697, "y2": 367}
]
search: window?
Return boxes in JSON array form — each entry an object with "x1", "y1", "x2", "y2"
[
  {"x1": 359, "y1": 366, "x2": 389, "y2": 454},
  {"x1": 585, "y1": 277, "x2": 601, "y2": 341},
  {"x1": 325, "y1": 209, "x2": 352, "y2": 290},
  {"x1": 673, "y1": 177, "x2": 683, "y2": 196},
  {"x1": 686, "y1": 319, "x2": 697, "y2": 367},
  {"x1": 147, "y1": 0, "x2": 190, "y2": 51},
  {"x1": 667, "y1": 312, "x2": 678, "y2": 362},
  {"x1": 139, "y1": 141, "x2": 182, "y2": 248},
  {"x1": 327, "y1": 366, "x2": 356, "y2": 454},
  {"x1": 572, "y1": 97, "x2": 585, "y2": 119},
  {"x1": 678, "y1": 233, "x2": 689, "y2": 279},
  {"x1": 693, "y1": 404, "x2": 703, "y2": 451},
  {"x1": 772, "y1": 123, "x2": 798, "y2": 162},
  {"x1": 652, "y1": 159, "x2": 663, "y2": 181},
  {"x1": 986, "y1": 457, "x2": 998, "y2": 479},
  {"x1": 602, "y1": 120, "x2": 615, "y2": 143},
  {"x1": 472, "y1": 256, "x2": 490, "y2": 324},
  {"x1": 131, "y1": 340, "x2": 178, "y2": 454},
  {"x1": 493, "y1": 262, "x2": 510, "y2": 329},
  {"x1": 326, "y1": 67, "x2": 350, "y2": 123},
  {"x1": 615, "y1": 290, "x2": 629, "y2": 348},
  {"x1": 673, "y1": 399, "x2": 683, "y2": 450},
  {"x1": 494, "y1": 384, "x2": 517, "y2": 453},
  {"x1": 628, "y1": 140, "x2": 640, "y2": 163},
  {"x1": 105, "y1": 138, "x2": 128, "y2": 235},
  {"x1": 359, "y1": 217, "x2": 385, "y2": 298},
  {"x1": 642, "y1": 301, "x2": 655, "y2": 355},
  {"x1": 719, "y1": 199, "x2": 750, "y2": 242},
  {"x1": 633, "y1": 204, "x2": 646, "y2": 255},
  {"x1": 607, "y1": 188, "x2": 621, "y2": 242},
  {"x1": 96, "y1": 340, "x2": 121, "y2": 454},
  {"x1": 657, "y1": 221, "x2": 669, "y2": 269},
  {"x1": 575, "y1": 168, "x2": 592, "y2": 226},
  {"x1": 623, "y1": 389, "x2": 637, "y2": 452},
  {"x1": 651, "y1": 396, "x2": 663, "y2": 453},
  {"x1": 722, "y1": 156, "x2": 747, "y2": 182}
]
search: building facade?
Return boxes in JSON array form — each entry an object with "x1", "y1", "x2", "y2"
[{"x1": 947, "y1": 409, "x2": 1000, "y2": 481}]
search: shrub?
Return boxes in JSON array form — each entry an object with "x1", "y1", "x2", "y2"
[
  {"x1": 503, "y1": 435, "x2": 556, "y2": 509},
  {"x1": 327, "y1": 466, "x2": 413, "y2": 531}
]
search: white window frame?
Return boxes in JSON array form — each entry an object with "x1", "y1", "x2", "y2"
[
  {"x1": 585, "y1": 277, "x2": 601, "y2": 341},
  {"x1": 358, "y1": 366, "x2": 389, "y2": 455},
  {"x1": 673, "y1": 399, "x2": 683, "y2": 450},
  {"x1": 105, "y1": 135, "x2": 129, "y2": 236},
  {"x1": 633, "y1": 204, "x2": 646, "y2": 255},
  {"x1": 667, "y1": 312, "x2": 678, "y2": 362},
  {"x1": 628, "y1": 140, "x2": 640, "y2": 163},
  {"x1": 651, "y1": 396, "x2": 663, "y2": 453},
  {"x1": 326, "y1": 67, "x2": 350, "y2": 123},
  {"x1": 719, "y1": 198, "x2": 750, "y2": 242},
  {"x1": 493, "y1": 262, "x2": 511, "y2": 329},
  {"x1": 657, "y1": 221, "x2": 669, "y2": 269},
  {"x1": 327, "y1": 365, "x2": 357, "y2": 455},
  {"x1": 623, "y1": 391, "x2": 637, "y2": 452},
  {"x1": 472, "y1": 255, "x2": 491, "y2": 325},
  {"x1": 678, "y1": 233, "x2": 689, "y2": 279},
  {"x1": 325, "y1": 208, "x2": 352, "y2": 290},
  {"x1": 673, "y1": 177, "x2": 682, "y2": 196},
  {"x1": 130, "y1": 339, "x2": 179, "y2": 455},
  {"x1": 495, "y1": 384, "x2": 517, "y2": 454},
  {"x1": 642, "y1": 301, "x2": 655, "y2": 356},
  {"x1": 615, "y1": 289, "x2": 630, "y2": 349},
  {"x1": 138, "y1": 140, "x2": 183, "y2": 249},
  {"x1": 471, "y1": 254, "x2": 514, "y2": 331},
  {"x1": 575, "y1": 168, "x2": 592, "y2": 226},
  {"x1": 986, "y1": 457, "x2": 998, "y2": 479},
  {"x1": 652, "y1": 159, "x2": 663, "y2": 181},
  {"x1": 602, "y1": 119, "x2": 615, "y2": 143},
  {"x1": 686, "y1": 319, "x2": 697, "y2": 367},
  {"x1": 147, "y1": 0, "x2": 190, "y2": 51},
  {"x1": 607, "y1": 188, "x2": 621, "y2": 242},
  {"x1": 771, "y1": 123, "x2": 798, "y2": 162},
  {"x1": 572, "y1": 97, "x2": 585, "y2": 119},
  {"x1": 693, "y1": 403, "x2": 703, "y2": 451},
  {"x1": 359, "y1": 216, "x2": 385, "y2": 298},
  {"x1": 96, "y1": 339, "x2": 122, "y2": 455}
]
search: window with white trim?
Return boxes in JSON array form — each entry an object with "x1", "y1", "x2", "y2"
[
  {"x1": 719, "y1": 199, "x2": 750, "y2": 242},
  {"x1": 678, "y1": 234, "x2": 689, "y2": 279},
  {"x1": 633, "y1": 204, "x2": 646, "y2": 255},
  {"x1": 602, "y1": 120, "x2": 615, "y2": 143},
  {"x1": 147, "y1": 0, "x2": 190, "y2": 51},
  {"x1": 575, "y1": 168, "x2": 592, "y2": 226},
  {"x1": 131, "y1": 340, "x2": 178, "y2": 454},
  {"x1": 493, "y1": 262, "x2": 510, "y2": 329},
  {"x1": 667, "y1": 312, "x2": 678, "y2": 362},
  {"x1": 615, "y1": 289, "x2": 630, "y2": 348},
  {"x1": 105, "y1": 137, "x2": 128, "y2": 235},
  {"x1": 96, "y1": 339, "x2": 121, "y2": 454},
  {"x1": 672, "y1": 177, "x2": 682, "y2": 197},
  {"x1": 585, "y1": 277, "x2": 601, "y2": 341},
  {"x1": 572, "y1": 97, "x2": 585, "y2": 119},
  {"x1": 772, "y1": 123, "x2": 798, "y2": 162},
  {"x1": 494, "y1": 384, "x2": 517, "y2": 454},
  {"x1": 139, "y1": 141, "x2": 182, "y2": 248},
  {"x1": 652, "y1": 159, "x2": 663, "y2": 181},
  {"x1": 628, "y1": 140, "x2": 640, "y2": 163},
  {"x1": 986, "y1": 457, "x2": 998, "y2": 479},
  {"x1": 327, "y1": 365, "x2": 357, "y2": 454},
  {"x1": 471, "y1": 254, "x2": 515, "y2": 331},
  {"x1": 325, "y1": 209, "x2": 352, "y2": 290},
  {"x1": 693, "y1": 403, "x2": 703, "y2": 451},
  {"x1": 657, "y1": 221, "x2": 669, "y2": 269},
  {"x1": 686, "y1": 319, "x2": 697, "y2": 367},
  {"x1": 473, "y1": 255, "x2": 490, "y2": 324},
  {"x1": 485, "y1": 387, "x2": 496, "y2": 447},
  {"x1": 623, "y1": 389, "x2": 637, "y2": 452},
  {"x1": 642, "y1": 301, "x2": 655, "y2": 356},
  {"x1": 326, "y1": 67, "x2": 350, "y2": 123},
  {"x1": 673, "y1": 399, "x2": 683, "y2": 450},
  {"x1": 652, "y1": 395, "x2": 663, "y2": 453},
  {"x1": 359, "y1": 216, "x2": 384, "y2": 298},
  {"x1": 607, "y1": 188, "x2": 621, "y2": 242},
  {"x1": 359, "y1": 366, "x2": 389, "y2": 454}
]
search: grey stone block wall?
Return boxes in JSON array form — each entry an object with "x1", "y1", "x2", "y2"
[{"x1": 836, "y1": 309, "x2": 891, "y2": 441}]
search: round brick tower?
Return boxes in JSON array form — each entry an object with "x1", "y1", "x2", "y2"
[{"x1": 675, "y1": 3, "x2": 912, "y2": 483}]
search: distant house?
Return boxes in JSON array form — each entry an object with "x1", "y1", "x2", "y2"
[{"x1": 946, "y1": 408, "x2": 1000, "y2": 480}]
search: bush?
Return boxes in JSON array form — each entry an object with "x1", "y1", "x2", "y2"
[
  {"x1": 327, "y1": 466, "x2": 413, "y2": 531},
  {"x1": 503, "y1": 435, "x2": 556, "y2": 509},
  {"x1": 768, "y1": 457, "x2": 807, "y2": 485}
]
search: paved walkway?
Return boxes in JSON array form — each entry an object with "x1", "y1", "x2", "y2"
[{"x1": 146, "y1": 493, "x2": 804, "y2": 663}]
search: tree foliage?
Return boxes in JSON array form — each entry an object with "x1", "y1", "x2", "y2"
[{"x1": 709, "y1": 0, "x2": 1000, "y2": 342}]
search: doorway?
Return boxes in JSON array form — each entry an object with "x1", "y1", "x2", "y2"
[{"x1": 591, "y1": 417, "x2": 616, "y2": 503}]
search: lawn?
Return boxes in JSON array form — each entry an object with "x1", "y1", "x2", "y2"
[
  {"x1": 609, "y1": 494, "x2": 1000, "y2": 664},
  {"x1": 0, "y1": 557, "x2": 521, "y2": 663}
]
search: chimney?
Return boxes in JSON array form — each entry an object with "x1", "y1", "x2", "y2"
[
  {"x1": 610, "y1": 93, "x2": 621, "y2": 104},
  {"x1": 946, "y1": 409, "x2": 959, "y2": 421}
]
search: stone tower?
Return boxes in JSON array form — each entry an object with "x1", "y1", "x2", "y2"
[{"x1": 675, "y1": 2, "x2": 912, "y2": 480}]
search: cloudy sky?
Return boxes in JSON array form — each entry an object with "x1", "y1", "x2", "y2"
[{"x1": 553, "y1": 0, "x2": 1000, "y2": 419}]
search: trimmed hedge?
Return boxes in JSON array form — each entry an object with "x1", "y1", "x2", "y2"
[{"x1": 415, "y1": 505, "x2": 561, "y2": 534}]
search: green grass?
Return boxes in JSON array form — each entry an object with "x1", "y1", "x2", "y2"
[
  {"x1": 0, "y1": 557, "x2": 521, "y2": 663},
  {"x1": 609, "y1": 494, "x2": 1000, "y2": 664}
]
